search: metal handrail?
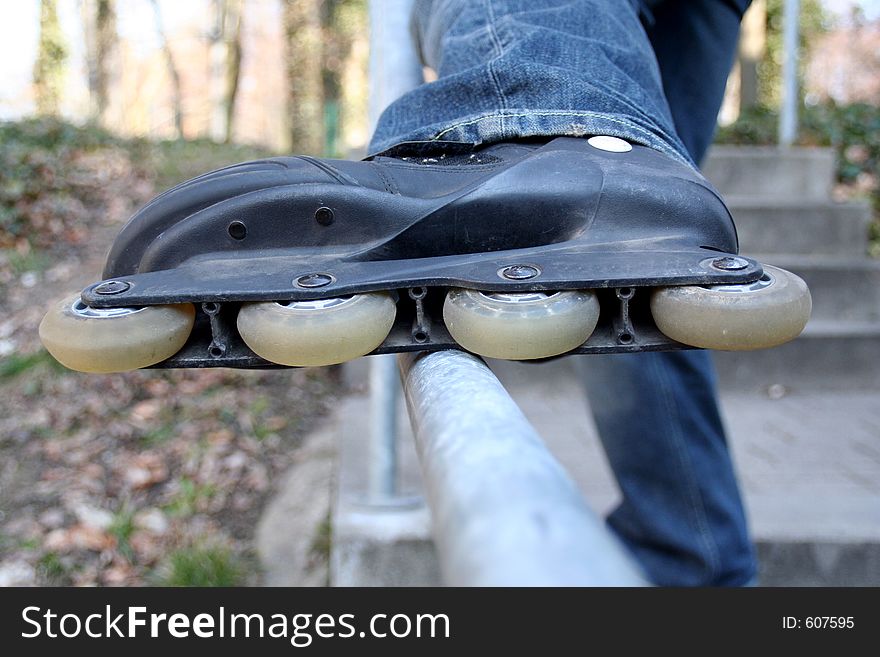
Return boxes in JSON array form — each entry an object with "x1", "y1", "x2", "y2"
[{"x1": 399, "y1": 350, "x2": 646, "y2": 586}]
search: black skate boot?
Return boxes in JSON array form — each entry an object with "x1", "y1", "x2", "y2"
[{"x1": 40, "y1": 136, "x2": 811, "y2": 372}]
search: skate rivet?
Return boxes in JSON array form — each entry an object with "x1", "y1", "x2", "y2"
[
  {"x1": 711, "y1": 256, "x2": 749, "y2": 271},
  {"x1": 587, "y1": 136, "x2": 633, "y2": 153},
  {"x1": 315, "y1": 207, "x2": 334, "y2": 226},
  {"x1": 228, "y1": 221, "x2": 247, "y2": 240},
  {"x1": 295, "y1": 273, "x2": 335, "y2": 288},
  {"x1": 499, "y1": 264, "x2": 541, "y2": 280},
  {"x1": 94, "y1": 280, "x2": 131, "y2": 295}
]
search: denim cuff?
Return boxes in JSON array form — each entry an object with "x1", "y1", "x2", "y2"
[{"x1": 369, "y1": 108, "x2": 695, "y2": 167}]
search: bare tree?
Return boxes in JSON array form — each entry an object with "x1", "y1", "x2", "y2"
[
  {"x1": 82, "y1": 0, "x2": 117, "y2": 123},
  {"x1": 223, "y1": 0, "x2": 244, "y2": 143},
  {"x1": 208, "y1": 0, "x2": 245, "y2": 143},
  {"x1": 283, "y1": 0, "x2": 324, "y2": 155},
  {"x1": 321, "y1": 0, "x2": 367, "y2": 156},
  {"x1": 738, "y1": 0, "x2": 766, "y2": 111},
  {"x1": 33, "y1": 0, "x2": 68, "y2": 116},
  {"x1": 149, "y1": 0, "x2": 184, "y2": 138}
]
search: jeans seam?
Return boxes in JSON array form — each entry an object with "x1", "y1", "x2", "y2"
[
  {"x1": 483, "y1": 0, "x2": 508, "y2": 135},
  {"x1": 651, "y1": 354, "x2": 722, "y2": 582},
  {"x1": 431, "y1": 109, "x2": 659, "y2": 144}
]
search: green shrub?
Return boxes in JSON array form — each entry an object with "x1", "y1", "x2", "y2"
[
  {"x1": 716, "y1": 103, "x2": 880, "y2": 254},
  {"x1": 0, "y1": 117, "x2": 150, "y2": 248},
  {"x1": 717, "y1": 103, "x2": 880, "y2": 164},
  {"x1": 149, "y1": 138, "x2": 273, "y2": 189},
  {"x1": 156, "y1": 546, "x2": 244, "y2": 587},
  {"x1": 715, "y1": 106, "x2": 781, "y2": 146},
  {"x1": 0, "y1": 117, "x2": 274, "y2": 251}
]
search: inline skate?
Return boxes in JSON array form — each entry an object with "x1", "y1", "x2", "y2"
[{"x1": 39, "y1": 136, "x2": 812, "y2": 373}]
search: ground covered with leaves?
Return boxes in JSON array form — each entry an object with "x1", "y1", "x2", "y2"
[{"x1": 0, "y1": 119, "x2": 340, "y2": 586}]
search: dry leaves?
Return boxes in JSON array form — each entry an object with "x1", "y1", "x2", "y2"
[{"x1": 0, "y1": 144, "x2": 340, "y2": 586}]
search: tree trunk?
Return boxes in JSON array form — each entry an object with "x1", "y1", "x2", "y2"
[
  {"x1": 223, "y1": 0, "x2": 244, "y2": 143},
  {"x1": 33, "y1": 0, "x2": 68, "y2": 116},
  {"x1": 283, "y1": 0, "x2": 324, "y2": 155},
  {"x1": 208, "y1": 0, "x2": 245, "y2": 143},
  {"x1": 149, "y1": 0, "x2": 184, "y2": 138},
  {"x1": 321, "y1": 0, "x2": 369, "y2": 158},
  {"x1": 739, "y1": 0, "x2": 766, "y2": 111},
  {"x1": 82, "y1": 0, "x2": 117, "y2": 123}
]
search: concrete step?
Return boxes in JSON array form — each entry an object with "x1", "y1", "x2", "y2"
[
  {"x1": 714, "y1": 319, "x2": 880, "y2": 391},
  {"x1": 328, "y1": 362, "x2": 880, "y2": 585},
  {"x1": 703, "y1": 146, "x2": 836, "y2": 201},
  {"x1": 730, "y1": 199, "x2": 871, "y2": 256},
  {"x1": 750, "y1": 255, "x2": 880, "y2": 323},
  {"x1": 756, "y1": 542, "x2": 880, "y2": 587}
]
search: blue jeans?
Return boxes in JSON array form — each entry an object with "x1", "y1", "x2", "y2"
[{"x1": 371, "y1": 0, "x2": 756, "y2": 585}]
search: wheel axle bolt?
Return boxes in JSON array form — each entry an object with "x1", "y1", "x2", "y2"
[
  {"x1": 499, "y1": 264, "x2": 540, "y2": 280},
  {"x1": 295, "y1": 273, "x2": 335, "y2": 288},
  {"x1": 711, "y1": 257, "x2": 749, "y2": 271},
  {"x1": 94, "y1": 280, "x2": 131, "y2": 295}
]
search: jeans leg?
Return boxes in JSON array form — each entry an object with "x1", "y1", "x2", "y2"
[
  {"x1": 644, "y1": 0, "x2": 752, "y2": 164},
  {"x1": 576, "y1": 351, "x2": 755, "y2": 586},
  {"x1": 579, "y1": 0, "x2": 757, "y2": 586},
  {"x1": 371, "y1": 0, "x2": 691, "y2": 164}
]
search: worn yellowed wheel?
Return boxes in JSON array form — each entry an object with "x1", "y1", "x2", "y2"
[
  {"x1": 237, "y1": 293, "x2": 396, "y2": 367},
  {"x1": 650, "y1": 265, "x2": 811, "y2": 351},
  {"x1": 443, "y1": 289, "x2": 600, "y2": 360},
  {"x1": 39, "y1": 295, "x2": 195, "y2": 373}
]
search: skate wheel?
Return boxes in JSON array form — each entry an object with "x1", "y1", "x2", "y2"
[
  {"x1": 650, "y1": 265, "x2": 811, "y2": 350},
  {"x1": 443, "y1": 289, "x2": 599, "y2": 360},
  {"x1": 236, "y1": 293, "x2": 396, "y2": 367},
  {"x1": 39, "y1": 296, "x2": 195, "y2": 373}
]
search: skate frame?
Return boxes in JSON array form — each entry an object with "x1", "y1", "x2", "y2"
[{"x1": 145, "y1": 284, "x2": 694, "y2": 369}]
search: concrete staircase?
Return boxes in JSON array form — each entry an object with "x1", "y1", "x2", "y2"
[{"x1": 703, "y1": 146, "x2": 880, "y2": 390}]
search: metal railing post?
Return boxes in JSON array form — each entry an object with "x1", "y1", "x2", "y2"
[
  {"x1": 399, "y1": 350, "x2": 647, "y2": 586},
  {"x1": 368, "y1": 0, "x2": 424, "y2": 133},
  {"x1": 365, "y1": 0, "x2": 423, "y2": 504},
  {"x1": 367, "y1": 354, "x2": 401, "y2": 501},
  {"x1": 779, "y1": 0, "x2": 800, "y2": 147}
]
